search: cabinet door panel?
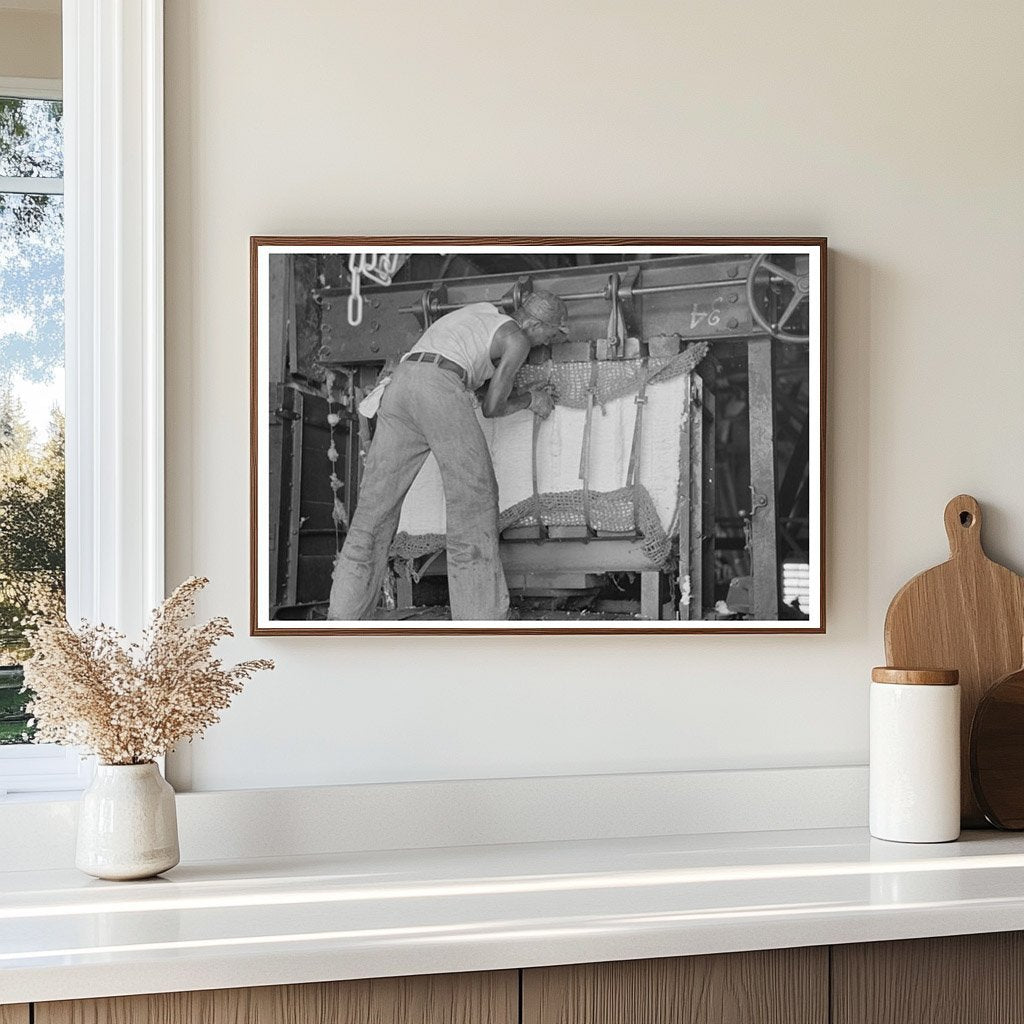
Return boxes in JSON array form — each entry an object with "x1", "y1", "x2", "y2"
[
  {"x1": 832, "y1": 932, "x2": 1024, "y2": 1024},
  {"x1": 523, "y1": 948, "x2": 828, "y2": 1024},
  {"x1": 0, "y1": 1007, "x2": 29, "y2": 1024},
  {"x1": 36, "y1": 971, "x2": 517, "y2": 1024}
]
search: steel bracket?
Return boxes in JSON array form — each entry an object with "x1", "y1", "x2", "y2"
[{"x1": 749, "y1": 484, "x2": 770, "y2": 514}]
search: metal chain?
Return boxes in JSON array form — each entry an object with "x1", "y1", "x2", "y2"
[
  {"x1": 347, "y1": 255, "x2": 364, "y2": 327},
  {"x1": 346, "y1": 253, "x2": 409, "y2": 326}
]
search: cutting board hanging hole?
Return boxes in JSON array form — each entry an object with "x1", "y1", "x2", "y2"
[{"x1": 944, "y1": 494, "x2": 983, "y2": 557}]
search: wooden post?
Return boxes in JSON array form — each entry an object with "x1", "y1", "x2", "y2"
[
  {"x1": 396, "y1": 573, "x2": 414, "y2": 611},
  {"x1": 747, "y1": 338, "x2": 780, "y2": 620},
  {"x1": 677, "y1": 375, "x2": 694, "y2": 620},
  {"x1": 687, "y1": 375, "x2": 705, "y2": 619},
  {"x1": 267, "y1": 256, "x2": 287, "y2": 608},
  {"x1": 640, "y1": 572, "x2": 661, "y2": 620},
  {"x1": 677, "y1": 370, "x2": 716, "y2": 620},
  {"x1": 284, "y1": 390, "x2": 304, "y2": 609},
  {"x1": 699, "y1": 367, "x2": 717, "y2": 617}
]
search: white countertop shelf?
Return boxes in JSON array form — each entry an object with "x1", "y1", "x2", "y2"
[{"x1": 4, "y1": 826, "x2": 1024, "y2": 1004}]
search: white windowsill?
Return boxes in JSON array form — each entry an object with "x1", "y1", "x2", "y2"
[
  {"x1": 0, "y1": 745, "x2": 94, "y2": 798},
  {"x1": 0, "y1": 790, "x2": 86, "y2": 804},
  {"x1": 3, "y1": 825, "x2": 1023, "y2": 1005}
]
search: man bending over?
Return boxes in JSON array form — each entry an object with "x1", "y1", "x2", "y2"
[{"x1": 328, "y1": 289, "x2": 570, "y2": 621}]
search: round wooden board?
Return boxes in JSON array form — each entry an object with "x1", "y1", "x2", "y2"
[{"x1": 971, "y1": 664, "x2": 1024, "y2": 829}]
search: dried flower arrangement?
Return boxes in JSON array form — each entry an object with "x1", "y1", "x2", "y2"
[{"x1": 22, "y1": 577, "x2": 273, "y2": 765}]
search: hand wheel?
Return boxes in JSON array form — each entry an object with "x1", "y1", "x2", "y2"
[{"x1": 745, "y1": 254, "x2": 811, "y2": 342}]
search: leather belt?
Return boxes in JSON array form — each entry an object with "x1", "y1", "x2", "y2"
[{"x1": 402, "y1": 351, "x2": 469, "y2": 386}]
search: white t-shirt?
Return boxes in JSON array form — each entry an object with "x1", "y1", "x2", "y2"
[{"x1": 406, "y1": 303, "x2": 514, "y2": 390}]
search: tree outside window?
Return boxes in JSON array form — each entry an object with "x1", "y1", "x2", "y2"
[{"x1": 0, "y1": 94, "x2": 65, "y2": 744}]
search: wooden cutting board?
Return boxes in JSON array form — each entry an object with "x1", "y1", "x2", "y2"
[{"x1": 884, "y1": 494, "x2": 1024, "y2": 826}]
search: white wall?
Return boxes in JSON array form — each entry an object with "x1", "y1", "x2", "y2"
[{"x1": 164, "y1": 0, "x2": 1024, "y2": 791}]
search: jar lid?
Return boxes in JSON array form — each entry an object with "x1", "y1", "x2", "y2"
[{"x1": 871, "y1": 667, "x2": 959, "y2": 686}]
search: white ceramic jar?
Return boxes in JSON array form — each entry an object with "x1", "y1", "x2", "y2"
[
  {"x1": 76, "y1": 762, "x2": 180, "y2": 880},
  {"x1": 870, "y1": 667, "x2": 961, "y2": 843}
]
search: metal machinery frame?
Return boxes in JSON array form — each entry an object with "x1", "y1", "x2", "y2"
[{"x1": 266, "y1": 250, "x2": 813, "y2": 624}]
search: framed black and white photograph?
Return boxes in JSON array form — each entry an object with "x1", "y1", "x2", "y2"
[{"x1": 251, "y1": 238, "x2": 826, "y2": 634}]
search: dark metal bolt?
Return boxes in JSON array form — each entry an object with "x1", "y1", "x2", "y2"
[
  {"x1": 727, "y1": 317, "x2": 739, "y2": 329},
  {"x1": 727, "y1": 293, "x2": 738, "y2": 303},
  {"x1": 727, "y1": 266, "x2": 738, "y2": 278},
  {"x1": 370, "y1": 342, "x2": 380, "y2": 352}
]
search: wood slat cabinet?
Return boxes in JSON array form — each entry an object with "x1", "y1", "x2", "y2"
[
  {"x1": 522, "y1": 948, "x2": 828, "y2": 1024},
  {"x1": 34, "y1": 972, "x2": 517, "y2": 1024},
  {"x1": 14, "y1": 932, "x2": 1024, "y2": 1024},
  {"x1": 831, "y1": 932, "x2": 1024, "y2": 1024},
  {"x1": 523, "y1": 936, "x2": 1024, "y2": 1024}
]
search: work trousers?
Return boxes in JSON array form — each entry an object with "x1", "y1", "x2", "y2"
[{"x1": 328, "y1": 361, "x2": 510, "y2": 620}]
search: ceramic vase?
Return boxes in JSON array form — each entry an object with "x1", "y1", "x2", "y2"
[{"x1": 76, "y1": 762, "x2": 180, "y2": 880}]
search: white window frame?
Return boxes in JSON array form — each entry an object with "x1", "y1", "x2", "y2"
[
  {"x1": 0, "y1": 76, "x2": 64, "y2": 194},
  {"x1": 0, "y1": 0, "x2": 164, "y2": 797}
]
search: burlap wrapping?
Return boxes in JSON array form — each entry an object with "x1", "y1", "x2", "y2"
[
  {"x1": 515, "y1": 340, "x2": 708, "y2": 409},
  {"x1": 392, "y1": 483, "x2": 670, "y2": 567}
]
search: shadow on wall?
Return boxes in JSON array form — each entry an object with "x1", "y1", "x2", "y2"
[{"x1": 826, "y1": 249, "x2": 872, "y2": 637}]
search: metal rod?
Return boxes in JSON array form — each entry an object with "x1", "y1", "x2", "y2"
[
  {"x1": 315, "y1": 331, "x2": 808, "y2": 374},
  {"x1": 395, "y1": 278, "x2": 744, "y2": 315}
]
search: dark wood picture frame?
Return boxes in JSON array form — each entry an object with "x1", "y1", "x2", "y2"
[{"x1": 250, "y1": 236, "x2": 827, "y2": 635}]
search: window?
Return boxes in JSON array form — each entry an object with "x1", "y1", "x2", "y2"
[
  {"x1": 0, "y1": 78, "x2": 84, "y2": 795},
  {"x1": 0, "y1": 8, "x2": 167, "y2": 796},
  {"x1": 782, "y1": 561, "x2": 810, "y2": 616}
]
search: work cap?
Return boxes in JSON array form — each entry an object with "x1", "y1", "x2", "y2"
[{"x1": 522, "y1": 289, "x2": 570, "y2": 334}]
